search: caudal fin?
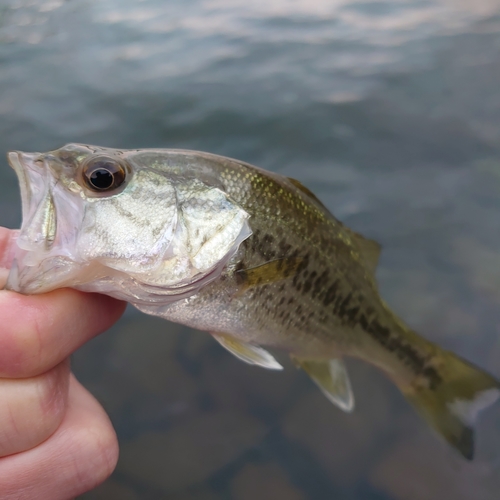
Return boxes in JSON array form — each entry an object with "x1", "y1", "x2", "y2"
[{"x1": 398, "y1": 348, "x2": 500, "y2": 460}]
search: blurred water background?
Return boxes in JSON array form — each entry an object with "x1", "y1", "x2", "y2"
[{"x1": 1, "y1": 0, "x2": 500, "y2": 498}]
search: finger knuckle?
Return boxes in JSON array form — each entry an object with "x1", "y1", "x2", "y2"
[
  {"x1": 0, "y1": 301, "x2": 44, "y2": 377},
  {"x1": 69, "y1": 422, "x2": 119, "y2": 491},
  {"x1": 0, "y1": 365, "x2": 69, "y2": 456}
]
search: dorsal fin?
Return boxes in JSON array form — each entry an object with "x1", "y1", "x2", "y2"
[
  {"x1": 287, "y1": 176, "x2": 381, "y2": 274},
  {"x1": 349, "y1": 231, "x2": 381, "y2": 275},
  {"x1": 287, "y1": 177, "x2": 332, "y2": 214}
]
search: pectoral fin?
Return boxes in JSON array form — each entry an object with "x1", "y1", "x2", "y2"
[
  {"x1": 235, "y1": 257, "x2": 301, "y2": 292},
  {"x1": 211, "y1": 333, "x2": 283, "y2": 370},
  {"x1": 292, "y1": 356, "x2": 355, "y2": 412}
]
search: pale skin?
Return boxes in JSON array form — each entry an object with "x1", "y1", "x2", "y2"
[{"x1": 0, "y1": 227, "x2": 127, "y2": 499}]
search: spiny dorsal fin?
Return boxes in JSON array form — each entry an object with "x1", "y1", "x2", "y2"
[
  {"x1": 211, "y1": 333, "x2": 283, "y2": 370},
  {"x1": 287, "y1": 177, "x2": 332, "y2": 214},
  {"x1": 349, "y1": 230, "x2": 381, "y2": 275},
  {"x1": 291, "y1": 356, "x2": 355, "y2": 412}
]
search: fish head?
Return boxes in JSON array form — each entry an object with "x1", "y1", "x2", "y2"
[{"x1": 5, "y1": 144, "x2": 251, "y2": 301}]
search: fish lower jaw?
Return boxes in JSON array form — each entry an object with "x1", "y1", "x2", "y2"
[{"x1": 4, "y1": 252, "x2": 85, "y2": 294}]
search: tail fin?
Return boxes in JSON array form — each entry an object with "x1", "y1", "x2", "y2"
[{"x1": 397, "y1": 348, "x2": 500, "y2": 460}]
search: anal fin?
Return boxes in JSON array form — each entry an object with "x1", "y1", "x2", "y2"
[
  {"x1": 292, "y1": 356, "x2": 354, "y2": 412},
  {"x1": 211, "y1": 333, "x2": 283, "y2": 370}
]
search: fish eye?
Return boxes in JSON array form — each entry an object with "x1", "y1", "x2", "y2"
[{"x1": 82, "y1": 157, "x2": 128, "y2": 192}]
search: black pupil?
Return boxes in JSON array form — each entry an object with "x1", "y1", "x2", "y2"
[
  {"x1": 90, "y1": 168, "x2": 114, "y2": 189},
  {"x1": 83, "y1": 157, "x2": 127, "y2": 192}
]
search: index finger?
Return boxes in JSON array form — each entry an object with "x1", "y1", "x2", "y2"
[{"x1": 0, "y1": 227, "x2": 127, "y2": 378}]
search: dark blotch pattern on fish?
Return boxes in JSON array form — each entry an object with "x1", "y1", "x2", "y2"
[
  {"x1": 328, "y1": 290, "x2": 443, "y2": 389},
  {"x1": 288, "y1": 256, "x2": 444, "y2": 390},
  {"x1": 237, "y1": 205, "x2": 441, "y2": 391},
  {"x1": 365, "y1": 319, "x2": 441, "y2": 390}
]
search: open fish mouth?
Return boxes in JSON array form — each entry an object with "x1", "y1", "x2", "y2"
[
  {"x1": 8, "y1": 151, "x2": 57, "y2": 246},
  {"x1": 7, "y1": 152, "x2": 31, "y2": 217},
  {"x1": 5, "y1": 151, "x2": 63, "y2": 293},
  {"x1": 7, "y1": 150, "x2": 58, "y2": 252}
]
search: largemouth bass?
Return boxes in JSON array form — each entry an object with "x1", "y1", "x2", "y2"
[{"x1": 4, "y1": 143, "x2": 499, "y2": 459}]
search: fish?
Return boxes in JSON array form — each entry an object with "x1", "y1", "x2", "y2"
[{"x1": 4, "y1": 143, "x2": 500, "y2": 460}]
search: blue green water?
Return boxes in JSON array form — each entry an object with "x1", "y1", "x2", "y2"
[{"x1": 1, "y1": 0, "x2": 500, "y2": 498}]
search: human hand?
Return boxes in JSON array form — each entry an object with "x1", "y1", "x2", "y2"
[{"x1": 0, "y1": 227, "x2": 127, "y2": 499}]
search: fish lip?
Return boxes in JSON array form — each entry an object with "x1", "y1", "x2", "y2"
[
  {"x1": 7, "y1": 151, "x2": 34, "y2": 222},
  {"x1": 5, "y1": 151, "x2": 55, "y2": 293},
  {"x1": 8, "y1": 150, "x2": 50, "y2": 240}
]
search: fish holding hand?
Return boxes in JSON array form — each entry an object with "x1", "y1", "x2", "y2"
[{"x1": 4, "y1": 143, "x2": 500, "y2": 460}]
